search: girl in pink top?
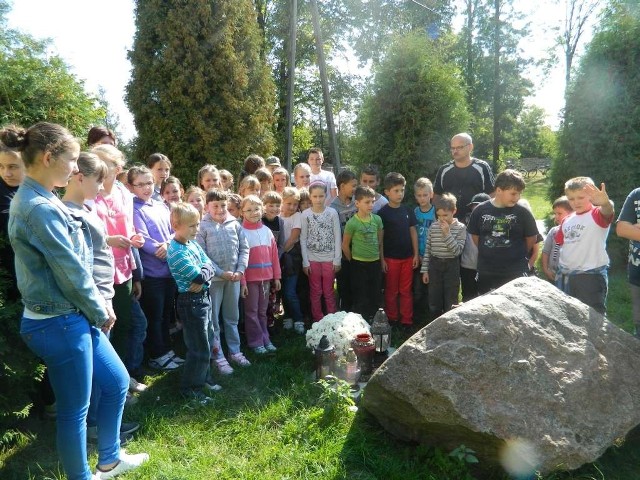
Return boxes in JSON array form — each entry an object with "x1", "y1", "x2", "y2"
[
  {"x1": 240, "y1": 195, "x2": 281, "y2": 354},
  {"x1": 92, "y1": 145, "x2": 144, "y2": 364}
]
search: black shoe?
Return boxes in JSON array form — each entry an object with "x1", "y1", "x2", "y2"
[
  {"x1": 120, "y1": 432, "x2": 134, "y2": 447},
  {"x1": 120, "y1": 421, "x2": 140, "y2": 436}
]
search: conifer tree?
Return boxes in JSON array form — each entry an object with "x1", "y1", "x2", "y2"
[{"x1": 126, "y1": 0, "x2": 275, "y2": 182}]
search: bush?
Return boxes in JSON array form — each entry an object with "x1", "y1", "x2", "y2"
[{"x1": 0, "y1": 264, "x2": 42, "y2": 450}]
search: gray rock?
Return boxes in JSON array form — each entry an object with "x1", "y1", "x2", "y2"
[{"x1": 361, "y1": 277, "x2": 640, "y2": 474}]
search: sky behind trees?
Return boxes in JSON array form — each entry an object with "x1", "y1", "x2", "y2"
[{"x1": 6, "y1": 0, "x2": 601, "y2": 141}]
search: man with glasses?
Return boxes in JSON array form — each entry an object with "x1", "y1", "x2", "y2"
[{"x1": 433, "y1": 133, "x2": 495, "y2": 223}]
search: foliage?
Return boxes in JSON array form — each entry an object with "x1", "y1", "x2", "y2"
[
  {"x1": 315, "y1": 375, "x2": 355, "y2": 421},
  {"x1": 449, "y1": 444, "x2": 480, "y2": 464},
  {"x1": 355, "y1": 32, "x2": 470, "y2": 191},
  {"x1": 342, "y1": 0, "x2": 455, "y2": 66},
  {"x1": 0, "y1": 5, "x2": 104, "y2": 136},
  {"x1": 456, "y1": 0, "x2": 533, "y2": 165},
  {"x1": 126, "y1": 0, "x2": 275, "y2": 183},
  {"x1": 550, "y1": 1, "x2": 640, "y2": 263},
  {"x1": 507, "y1": 106, "x2": 558, "y2": 160},
  {"x1": 259, "y1": 0, "x2": 366, "y2": 166},
  {"x1": 0, "y1": 263, "x2": 42, "y2": 451}
]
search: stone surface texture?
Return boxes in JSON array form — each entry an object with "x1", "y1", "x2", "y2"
[{"x1": 361, "y1": 277, "x2": 640, "y2": 473}]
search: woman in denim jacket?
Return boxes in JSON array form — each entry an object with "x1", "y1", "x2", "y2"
[{"x1": 4, "y1": 123, "x2": 148, "y2": 480}]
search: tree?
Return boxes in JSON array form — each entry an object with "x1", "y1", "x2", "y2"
[
  {"x1": 126, "y1": 0, "x2": 275, "y2": 183},
  {"x1": 559, "y1": 0, "x2": 602, "y2": 98},
  {"x1": 355, "y1": 33, "x2": 470, "y2": 191},
  {"x1": 343, "y1": 0, "x2": 455, "y2": 65},
  {"x1": 456, "y1": 0, "x2": 532, "y2": 168},
  {"x1": 550, "y1": 1, "x2": 640, "y2": 261},
  {"x1": 506, "y1": 106, "x2": 558, "y2": 159},
  {"x1": 0, "y1": 13, "x2": 104, "y2": 136}
]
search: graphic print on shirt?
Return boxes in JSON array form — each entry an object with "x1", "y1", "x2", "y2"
[
  {"x1": 306, "y1": 213, "x2": 335, "y2": 254},
  {"x1": 629, "y1": 198, "x2": 640, "y2": 266},
  {"x1": 563, "y1": 223, "x2": 586, "y2": 243},
  {"x1": 480, "y1": 213, "x2": 518, "y2": 248}
]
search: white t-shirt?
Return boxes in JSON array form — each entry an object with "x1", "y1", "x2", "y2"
[
  {"x1": 282, "y1": 211, "x2": 302, "y2": 244},
  {"x1": 310, "y1": 170, "x2": 337, "y2": 206}
]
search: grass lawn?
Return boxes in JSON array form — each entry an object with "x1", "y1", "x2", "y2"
[
  {"x1": 3, "y1": 174, "x2": 640, "y2": 480},
  {"x1": 524, "y1": 172, "x2": 553, "y2": 220}
]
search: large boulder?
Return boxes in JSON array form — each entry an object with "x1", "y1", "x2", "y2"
[{"x1": 362, "y1": 277, "x2": 640, "y2": 475}]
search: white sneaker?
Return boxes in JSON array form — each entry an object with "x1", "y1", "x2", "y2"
[
  {"x1": 167, "y1": 350, "x2": 185, "y2": 365},
  {"x1": 294, "y1": 322, "x2": 305, "y2": 334},
  {"x1": 149, "y1": 352, "x2": 180, "y2": 370},
  {"x1": 282, "y1": 318, "x2": 293, "y2": 329},
  {"x1": 129, "y1": 377, "x2": 147, "y2": 393},
  {"x1": 94, "y1": 450, "x2": 149, "y2": 479},
  {"x1": 204, "y1": 381, "x2": 223, "y2": 392}
]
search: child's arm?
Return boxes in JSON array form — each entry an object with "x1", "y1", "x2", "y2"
[
  {"x1": 342, "y1": 232, "x2": 352, "y2": 261},
  {"x1": 300, "y1": 212, "x2": 310, "y2": 274},
  {"x1": 283, "y1": 227, "x2": 300, "y2": 253},
  {"x1": 528, "y1": 242, "x2": 540, "y2": 271},
  {"x1": 235, "y1": 226, "x2": 249, "y2": 281},
  {"x1": 270, "y1": 236, "x2": 282, "y2": 291},
  {"x1": 541, "y1": 252, "x2": 554, "y2": 281},
  {"x1": 616, "y1": 221, "x2": 640, "y2": 241},
  {"x1": 379, "y1": 227, "x2": 386, "y2": 272},
  {"x1": 421, "y1": 227, "x2": 433, "y2": 284},
  {"x1": 332, "y1": 210, "x2": 342, "y2": 272},
  {"x1": 410, "y1": 225, "x2": 419, "y2": 268},
  {"x1": 441, "y1": 222, "x2": 466, "y2": 256},
  {"x1": 525, "y1": 235, "x2": 539, "y2": 254},
  {"x1": 133, "y1": 208, "x2": 162, "y2": 257}
]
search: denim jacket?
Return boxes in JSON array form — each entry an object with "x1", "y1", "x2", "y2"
[{"x1": 8, "y1": 177, "x2": 108, "y2": 326}]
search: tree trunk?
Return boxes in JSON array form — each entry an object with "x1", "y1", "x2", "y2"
[
  {"x1": 492, "y1": 0, "x2": 501, "y2": 170},
  {"x1": 310, "y1": 0, "x2": 341, "y2": 170}
]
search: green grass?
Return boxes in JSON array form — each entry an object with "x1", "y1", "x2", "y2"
[
  {"x1": 524, "y1": 172, "x2": 553, "y2": 220},
  {"x1": 0, "y1": 326, "x2": 481, "y2": 480}
]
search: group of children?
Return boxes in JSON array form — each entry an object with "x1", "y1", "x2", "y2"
[{"x1": 0, "y1": 131, "x2": 624, "y2": 402}]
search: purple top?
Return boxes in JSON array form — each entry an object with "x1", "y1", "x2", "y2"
[{"x1": 133, "y1": 196, "x2": 173, "y2": 278}]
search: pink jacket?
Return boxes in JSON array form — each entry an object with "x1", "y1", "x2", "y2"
[{"x1": 241, "y1": 220, "x2": 281, "y2": 285}]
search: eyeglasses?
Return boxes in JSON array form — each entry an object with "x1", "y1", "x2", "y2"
[
  {"x1": 450, "y1": 144, "x2": 470, "y2": 152},
  {"x1": 133, "y1": 181, "x2": 154, "y2": 188}
]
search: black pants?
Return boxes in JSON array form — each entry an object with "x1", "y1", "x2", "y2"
[
  {"x1": 428, "y1": 256, "x2": 460, "y2": 318},
  {"x1": 460, "y1": 266, "x2": 478, "y2": 302},
  {"x1": 477, "y1": 271, "x2": 527, "y2": 295},
  {"x1": 350, "y1": 259, "x2": 381, "y2": 321},
  {"x1": 336, "y1": 256, "x2": 352, "y2": 311}
]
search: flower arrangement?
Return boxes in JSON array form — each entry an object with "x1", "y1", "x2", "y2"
[{"x1": 305, "y1": 311, "x2": 371, "y2": 357}]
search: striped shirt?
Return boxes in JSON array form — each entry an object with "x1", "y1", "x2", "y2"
[
  {"x1": 420, "y1": 220, "x2": 467, "y2": 272},
  {"x1": 167, "y1": 238, "x2": 212, "y2": 293}
]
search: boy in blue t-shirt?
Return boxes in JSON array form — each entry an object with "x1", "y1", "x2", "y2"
[
  {"x1": 413, "y1": 177, "x2": 436, "y2": 321},
  {"x1": 167, "y1": 202, "x2": 221, "y2": 400},
  {"x1": 378, "y1": 172, "x2": 419, "y2": 326}
]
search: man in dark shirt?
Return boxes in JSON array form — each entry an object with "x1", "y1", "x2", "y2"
[{"x1": 434, "y1": 133, "x2": 495, "y2": 223}]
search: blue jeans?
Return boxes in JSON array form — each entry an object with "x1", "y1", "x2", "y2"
[
  {"x1": 176, "y1": 290, "x2": 214, "y2": 391},
  {"x1": 20, "y1": 313, "x2": 128, "y2": 479},
  {"x1": 127, "y1": 297, "x2": 148, "y2": 374},
  {"x1": 282, "y1": 274, "x2": 303, "y2": 322},
  {"x1": 210, "y1": 280, "x2": 241, "y2": 358},
  {"x1": 141, "y1": 276, "x2": 176, "y2": 359}
]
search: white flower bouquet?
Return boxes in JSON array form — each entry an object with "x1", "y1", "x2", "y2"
[{"x1": 305, "y1": 311, "x2": 371, "y2": 357}]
